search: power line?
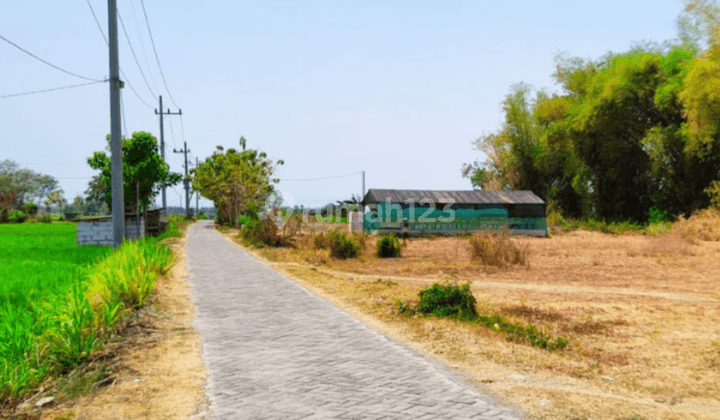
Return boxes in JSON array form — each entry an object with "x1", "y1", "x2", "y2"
[
  {"x1": 84, "y1": 0, "x2": 153, "y2": 109},
  {"x1": 279, "y1": 171, "x2": 363, "y2": 182},
  {"x1": 120, "y1": 90, "x2": 129, "y2": 138},
  {"x1": 140, "y1": 0, "x2": 180, "y2": 108},
  {"x1": 0, "y1": 80, "x2": 106, "y2": 100},
  {"x1": 167, "y1": 113, "x2": 178, "y2": 149},
  {"x1": 130, "y1": 0, "x2": 160, "y2": 93},
  {"x1": 118, "y1": 7, "x2": 157, "y2": 98},
  {"x1": 0, "y1": 33, "x2": 104, "y2": 82}
]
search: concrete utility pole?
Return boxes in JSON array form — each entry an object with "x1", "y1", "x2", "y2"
[
  {"x1": 174, "y1": 141, "x2": 191, "y2": 219},
  {"x1": 154, "y1": 95, "x2": 181, "y2": 216},
  {"x1": 361, "y1": 170, "x2": 365, "y2": 213},
  {"x1": 195, "y1": 156, "x2": 199, "y2": 216},
  {"x1": 108, "y1": 0, "x2": 124, "y2": 247}
]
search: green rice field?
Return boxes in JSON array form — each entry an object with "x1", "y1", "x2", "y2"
[{"x1": 0, "y1": 222, "x2": 175, "y2": 406}]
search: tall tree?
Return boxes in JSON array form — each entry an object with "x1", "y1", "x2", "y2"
[
  {"x1": 0, "y1": 159, "x2": 59, "y2": 208},
  {"x1": 191, "y1": 137, "x2": 283, "y2": 226},
  {"x1": 87, "y1": 132, "x2": 182, "y2": 211}
]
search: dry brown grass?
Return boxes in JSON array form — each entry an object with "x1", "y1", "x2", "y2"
[
  {"x1": 467, "y1": 230, "x2": 529, "y2": 267},
  {"x1": 672, "y1": 208, "x2": 720, "y2": 244},
  {"x1": 228, "y1": 222, "x2": 720, "y2": 420}
]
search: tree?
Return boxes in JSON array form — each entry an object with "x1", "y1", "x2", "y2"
[
  {"x1": 191, "y1": 137, "x2": 283, "y2": 226},
  {"x1": 0, "y1": 159, "x2": 59, "y2": 208},
  {"x1": 45, "y1": 189, "x2": 67, "y2": 211},
  {"x1": 87, "y1": 132, "x2": 182, "y2": 212}
]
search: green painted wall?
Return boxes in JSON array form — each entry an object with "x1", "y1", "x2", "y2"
[{"x1": 364, "y1": 203, "x2": 547, "y2": 234}]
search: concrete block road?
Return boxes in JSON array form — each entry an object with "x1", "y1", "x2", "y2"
[{"x1": 185, "y1": 220, "x2": 525, "y2": 420}]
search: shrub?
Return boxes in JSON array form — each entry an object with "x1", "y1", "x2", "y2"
[
  {"x1": 313, "y1": 232, "x2": 327, "y2": 249},
  {"x1": 58, "y1": 214, "x2": 66, "y2": 222},
  {"x1": 376, "y1": 233, "x2": 402, "y2": 258},
  {"x1": 326, "y1": 230, "x2": 360, "y2": 259},
  {"x1": 24, "y1": 203, "x2": 38, "y2": 216},
  {"x1": 39, "y1": 214, "x2": 53, "y2": 223},
  {"x1": 0, "y1": 207, "x2": 9, "y2": 223},
  {"x1": 416, "y1": 282, "x2": 478, "y2": 319},
  {"x1": 466, "y1": 231, "x2": 528, "y2": 267},
  {"x1": 648, "y1": 206, "x2": 668, "y2": 224},
  {"x1": 240, "y1": 217, "x2": 280, "y2": 247},
  {"x1": 672, "y1": 208, "x2": 720, "y2": 243},
  {"x1": 198, "y1": 211, "x2": 208, "y2": 220},
  {"x1": 7, "y1": 210, "x2": 27, "y2": 224}
]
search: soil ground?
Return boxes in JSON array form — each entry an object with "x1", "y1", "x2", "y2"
[{"x1": 229, "y1": 223, "x2": 720, "y2": 420}]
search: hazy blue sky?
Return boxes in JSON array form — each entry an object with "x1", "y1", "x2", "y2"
[{"x1": 1, "y1": 0, "x2": 687, "y2": 209}]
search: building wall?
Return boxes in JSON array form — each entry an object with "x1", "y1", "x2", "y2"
[
  {"x1": 364, "y1": 203, "x2": 547, "y2": 236},
  {"x1": 76, "y1": 217, "x2": 146, "y2": 246}
]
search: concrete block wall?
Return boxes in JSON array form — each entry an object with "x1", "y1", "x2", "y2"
[
  {"x1": 76, "y1": 217, "x2": 146, "y2": 246},
  {"x1": 76, "y1": 219, "x2": 114, "y2": 246}
]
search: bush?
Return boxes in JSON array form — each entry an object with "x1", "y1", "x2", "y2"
[
  {"x1": 24, "y1": 203, "x2": 38, "y2": 216},
  {"x1": 416, "y1": 282, "x2": 478, "y2": 319},
  {"x1": 240, "y1": 217, "x2": 280, "y2": 247},
  {"x1": 312, "y1": 232, "x2": 327, "y2": 249},
  {"x1": 7, "y1": 210, "x2": 28, "y2": 224},
  {"x1": 376, "y1": 233, "x2": 402, "y2": 258},
  {"x1": 672, "y1": 208, "x2": 720, "y2": 243},
  {"x1": 466, "y1": 231, "x2": 528, "y2": 267},
  {"x1": 58, "y1": 214, "x2": 66, "y2": 222},
  {"x1": 0, "y1": 207, "x2": 8, "y2": 223},
  {"x1": 198, "y1": 211, "x2": 208, "y2": 220},
  {"x1": 39, "y1": 214, "x2": 52, "y2": 223},
  {"x1": 327, "y1": 230, "x2": 360, "y2": 259}
]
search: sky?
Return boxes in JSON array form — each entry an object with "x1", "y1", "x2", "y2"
[{"x1": 0, "y1": 0, "x2": 689, "y2": 210}]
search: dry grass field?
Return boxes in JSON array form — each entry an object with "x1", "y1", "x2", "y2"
[{"x1": 230, "y1": 211, "x2": 720, "y2": 420}]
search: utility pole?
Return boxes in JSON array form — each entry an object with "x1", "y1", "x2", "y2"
[
  {"x1": 361, "y1": 170, "x2": 365, "y2": 213},
  {"x1": 108, "y1": 0, "x2": 124, "y2": 248},
  {"x1": 174, "y1": 141, "x2": 190, "y2": 219},
  {"x1": 154, "y1": 95, "x2": 181, "y2": 217},
  {"x1": 195, "y1": 156, "x2": 199, "y2": 216}
]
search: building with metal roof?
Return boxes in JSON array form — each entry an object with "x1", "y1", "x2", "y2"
[{"x1": 361, "y1": 189, "x2": 547, "y2": 237}]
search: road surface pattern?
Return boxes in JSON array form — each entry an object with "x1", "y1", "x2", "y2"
[{"x1": 185, "y1": 221, "x2": 524, "y2": 420}]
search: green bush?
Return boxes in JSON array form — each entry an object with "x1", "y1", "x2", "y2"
[
  {"x1": 313, "y1": 232, "x2": 327, "y2": 249},
  {"x1": 39, "y1": 214, "x2": 53, "y2": 224},
  {"x1": 376, "y1": 233, "x2": 402, "y2": 258},
  {"x1": 648, "y1": 206, "x2": 669, "y2": 224},
  {"x1": 58, "y1": 214, "x2": 66, "y2": 222},
  {"x1": 198, "y1": 211, "x2": 208, "y2": 220},
  {"x1": 24, "y1": 203, "x2": 38, "y2": 216},
  {"x1": 238, "y1": 214, "x2": 256, "y2": 227},
  {"x1": 0, "y1": 207, "x2": 9, "y2": 223},
  {"x1": 240, "y1": 217, "x2": 280, "y2": 247},
  {"x1": 416, "y1": 282, "x2": 478, "y2": 319},
  {"x1": 8, "y1": 210, "x2": 27, "y2": 224},
  {"x1": 327, "y1": 230, "x2": 360, "y2": 259}
]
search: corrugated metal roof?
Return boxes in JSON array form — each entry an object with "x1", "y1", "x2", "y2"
[{"x1": 361, "y1": 189, "x2": 545, "y2": 205}]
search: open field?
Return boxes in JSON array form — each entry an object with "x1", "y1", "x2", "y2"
[
  {"x1": 0, "y1": 221, "x2": 176, "y2": 415},
  {"x1": 228, "y1": 222, "x2": 720, "y2": 420},
  {"x1": 0, "y1": 223, "x2": 111, "y2": 402}
]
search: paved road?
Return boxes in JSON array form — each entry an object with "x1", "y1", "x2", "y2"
[{"x1": 185, "y1": 220, "x2": 524, "y2": 420}]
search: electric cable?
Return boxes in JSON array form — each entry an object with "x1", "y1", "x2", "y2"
[
  {"x1": 118, "y1": 8, "x2": 157, "y2": 98},
  {"x1": 0, "y1": 80, "x2": 106, "y2": 100},
  {"x1": 0, "y1": 33, "x2": 104, "y2": 82},
  {"x1": 167, "y1": 113, "x2": 179, "y2": 149},
  {"x1": 84, "y1": 0, "x2": 154, "y2": 109},
  {"x1": 130, "y1": 0, "x2": 160, "y2": 94},
  {"x1": 140, "y1": 0, "x2": 180, "y2": 108}
]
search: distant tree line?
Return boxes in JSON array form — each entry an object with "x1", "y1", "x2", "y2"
[{"x1": 463, "y1": 0, "x2": 720, "y2": 222}]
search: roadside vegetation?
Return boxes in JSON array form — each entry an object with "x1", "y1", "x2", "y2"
[{"x1": 0, "y1": 216, "x2": 189, "y2": 414}]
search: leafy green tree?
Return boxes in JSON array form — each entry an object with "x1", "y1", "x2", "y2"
[
  {"x1": 44, "y1": 189, "x2": 67, "y2": 211},
  {"x1": 0, "y1": 159, "x2": 59, "y2": 208},
  {"x1": 191, "y1": 137, "x2": 283, "y2": 226},
  {"x1": 87, "y1": 132, "x2": 181, "y2": 211}
]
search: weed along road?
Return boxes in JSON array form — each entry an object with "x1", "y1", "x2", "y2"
[{"x1": 184, "y1": 220, "x2": 524, "y2": 420}]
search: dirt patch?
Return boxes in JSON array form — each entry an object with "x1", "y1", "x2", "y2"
[
  {"x1": 223, "y1": 227, "x2": 720, "y2": 420},
  {"x1": 28, "y1": 233, "x2": 209, "y2": 420}
]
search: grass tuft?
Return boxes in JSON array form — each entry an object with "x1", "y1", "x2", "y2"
[{"x1": 466, "y1": 231, "x2": 528, "y2": 267}]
